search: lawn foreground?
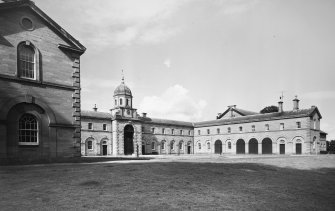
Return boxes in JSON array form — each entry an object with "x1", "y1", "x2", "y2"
[{"x1": 1, "y1": 155, "x2": 335, "y2": 210}]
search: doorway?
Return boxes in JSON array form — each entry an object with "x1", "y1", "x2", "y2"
[
  {"x1": 296, "y1": 143, "x2": 302, "y2": 154},
  {"x1": 280, "y1": 144, "x2": 285, "y2": 154},
  {"x1": 124, "y1": 125, "x2": 134, "y2": 155}
]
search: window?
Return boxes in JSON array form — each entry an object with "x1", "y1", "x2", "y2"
[
  {"x1": 88, "y1": 123, "x2": 93, "y2": 130},
  {"x1": 280, "y1": 123, "x2": 284, "y2": 130},
  {"x1": 296, "y1": 122, "x2": 301, "y2": 129},
  {"x1": 217, "y1": 128, "x2": 220, "y2": 134},
  {"x1": 18, "y1": 114, "x2": 38, "y2": 145},
  {"x1": 227, "y1": 127, "x2": 231, "y2": 133},
  {"x1": 207, "y1": 142, "x2": 210, "y2": 149},
  {"x1": 207, "y1": 129, "x2": 210, "y2": 135},
  {"x1": 161, "y1": 141, "x2": 165, "y2": 150},
  {"x1": 162, "y1": 128, "x2": 165, "y2": 134},
  {"x1": 87, "y1": 140, "x2": 93, "y2": 150},
  {"x1": 171, "y1": 129, "x2": 174, "y2": 135},
  {"x1": 18, "y1": 43, "x2": 35, "y2": 79},
  {"x1": 180, "y1": 130, "x2": 183, "y2": 135},
  {"x1": 151, "y1": 142, "x2": 155, "y2": 150},
  {"x1": 188, "y1": 130, "x2": 191, "y2": 136},
  {"x1": 239, "y1": 126, "x2": 243, "y2": 132},
  {"x1": 198, "y1": 142, "x2": 201, "y2": 150},
  {"x1": 314, "y1": 119, "x2": 316, "y2": 129},
  {"x1": 126, "y1": 99, "x2": 129, "y2": 106},
  {"x1": 152, "y1": 128, "x2": 155, "y2": 134},
  {"x1": 251, "y1": 125, "x2": 255, "y2": 132},
  {"x1": 103, "y1": 124, "x2": 107, "y2": 131},
  {"x1": 120, "y1": 98, "x2": 123, "y2": 105},
  {"x1": 198, "y1": 130, "x2": 201, "y2": 135},
  {"x1": 179, "y1": 142, "x2": 183, "y2": 150},
  {"x1": 170, "y1": 141, "x2": 174, "y2": 150},
  {"x1": 228, "y1": 142, "x2": 231, "y2": 149},
  {"x1": 265, "y1": 124, "x2": 269, "y2": 131},
  {"x1": 115, "y1": 99, "x2": 117, "y2": 105}
]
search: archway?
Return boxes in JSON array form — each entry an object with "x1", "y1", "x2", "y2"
[
  {"x1": 262, "y1": 138, "x2": 272, "y2": 154},
  {"x1": 214, "y1": 140, "x2": 222, "y2": 154},
  {"x1": 249, "y1": 138, "x2": 258, "y2": 154},
  {"x1": 236, "y1": 139, "x2": 245, "y2": 154},
  {"x1": 124, "y1": 125, "x2": 134, "y2": 155}
]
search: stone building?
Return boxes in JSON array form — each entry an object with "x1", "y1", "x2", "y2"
[
  {"x1": 0, "y1": 0, "x2": 86, "y2": 161},
  {"x1": 81, "y1": 78, "x2": 323, "y2": 156}
]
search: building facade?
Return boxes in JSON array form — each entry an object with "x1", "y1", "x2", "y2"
[
  {"x1": 81, "y1": 79, "x2": 324, "y2": 156},
  {"x1": 0, "y1": 0, "x2": 86, "y2": 162}
]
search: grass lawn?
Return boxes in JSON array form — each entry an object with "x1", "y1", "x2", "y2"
[{"x1": 1, "y1": 159, "x2": 335, "y2": 210}]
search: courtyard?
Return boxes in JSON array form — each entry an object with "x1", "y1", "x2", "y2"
[{"x1": 1, "y1": 155, "x2": 335, "y2": 210}]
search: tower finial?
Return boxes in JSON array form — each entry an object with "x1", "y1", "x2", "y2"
[{"x1": 121, "y1": 69, "x2": 124, "y2": 84}]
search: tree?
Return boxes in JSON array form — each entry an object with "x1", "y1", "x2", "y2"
[
  {"x1": 328, "y1": 140, "x2": 335, "y2": 153},
  {"x1": 260, "y1": 105, "x2": 279, "y2": 114}
]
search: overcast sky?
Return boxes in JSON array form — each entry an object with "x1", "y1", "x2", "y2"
[{"x1": 34, "y1": 0, "x2": 335, "y2": 139}]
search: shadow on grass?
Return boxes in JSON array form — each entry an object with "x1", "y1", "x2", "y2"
[{"x1": 0, "y1": 156, "x2": 152, "y2": 166}]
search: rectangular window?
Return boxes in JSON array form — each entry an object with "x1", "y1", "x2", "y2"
[
  {"x1": 171, "y1": 129, "x2": 174, "y2": 135},
  {"x1": 126, "y1": 99, "x2": 129, "y2": 106},
  {"x1": 198, "y1": 130, "x2": 201, "y2": 135},
  {"x1": 314, "y1": 119, "x2": 316, "y2": 129},
  {"x1": 152, "y1": 128, "x2": 155, "y2": 134},
  {"x1": 179, "y1": 143, "x2": 183, "y2": 150},
  {"x1": 88, "y1": 123, "x2": 93, "y2": 130},
  {"x1": 251, "y1": 125, "x2": 255, "y2": 132},
  {"x1": 151, "y1": 142, "x2": 155, "y2": 150},
  {"x1": 217, "y1": 128, "x2": 220, "y2": 134},
  {"x1": 180, "y1": 130, "x2": 183, "y2": 135},
  {"x1": 280, "y1": 123, "x2": 284, "y2": 130},
  {"x1": 103, "y1": 124, "x2": 107, "y2": 131},
  {"x1": 228, "y1": 127, "x2": 231, "y2": 133},
  {"x1": 207, "y1": 129, "x2": 210, "y2": 134},
  {"x1": 265, "y1": 124, "x2": 269, "y2": 131},
  {"x1": 162, "y1": 128, "x2": 165, "y2": 134},
  {"x1": 296, "y1": 122, "x2": 301, "y2": 129},
  {"x1": 207, "y1": 142, "x2": 210, "y2": 149},
  {"x1": 239, "y1": 126, "x2": 243, "y2": 132},
  {"x1": 87, "y1": 141, "x2": 93, "y2": 150},
  {"x1": 188, "y1": 130, "x2": 191, "y2": 136},
  {"x1": 161, "y1": 142, "x2": 165, "y2": 150}
]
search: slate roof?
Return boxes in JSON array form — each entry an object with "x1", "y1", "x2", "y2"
[
  {"x1": 0, "y1": 0, "x2": 86, "y2": 54},
  {"x1": 114, "y1": 82, "x2": 132, "y2": 96},
  {"x1": 81, "y1": 110, "x2": 112, "y2": 119},
  {"x1": 140, "y1": 117, "x2": 194, "y2": 127},
  {"x1": 195, "y1": 107, "x2": 321, "y2": 128},
  {"x1": 217, "y1": 107, "x2": 258, "y2": 119}
]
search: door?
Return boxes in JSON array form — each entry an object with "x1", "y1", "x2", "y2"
[
  {"x1": 280, "y1": 144, "x2": 285, "y2": 154},
  {"x1": 214, "y1": 140, "x2": 222, "y2": 154},
  {"x1": 187, "y1": 146, "x2": 191, "y2": 154},
  {"x1": 102, "y1": 145, "x2": 107, "y2": 156},
  {"x1": 296, "y1": 143, "x2": 302, "y2": 154},
  {"x1": 142, "y1": 144, "x2": 146, "y2": 155}
]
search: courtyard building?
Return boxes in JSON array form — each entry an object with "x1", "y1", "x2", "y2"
[
  {"x1": 0, "y1": 0, "x2": 86, "y2": 162},
  {"x1": 81, "y1": 79, "x2": 324, "y2": 156}
]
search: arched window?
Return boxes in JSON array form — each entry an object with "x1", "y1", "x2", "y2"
[
  {"x1": 18, "y1": 42, "x2": 36, "y2": 79},
  {"x1": 151, "y1": 142, "x2": 155, "y2": 150},
  {"x1": 170, "y1": 141, "x2": 174, "y2": 150},
  {"x1": 207, "y1": 142, "x2": 210, "y2": 149},
  {"x1": 179, "y1": 142, "x2": 183, "y2": 150},
  {"x1": 228, "y1": 142, "x2": 231, "y2": 149},
  {"x1": 18, "y1": 113, "x2": 38, "y2": 145},
  {"x1": 87, "y1": 140, "x2": 93, "y2": 150},
  {"x1": 120, "y1": 98, "x2": 123, "y2": 105},
  {"x1": 198, "y1": 142, "x2": 201, "y2": 150},
  {"x1": 161, "y1": 141, "x2": 165, "y2": 150}
]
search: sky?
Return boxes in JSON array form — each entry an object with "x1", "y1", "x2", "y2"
[{"x1": 33, "y1": 0, "x2": 335, "y2": 140}]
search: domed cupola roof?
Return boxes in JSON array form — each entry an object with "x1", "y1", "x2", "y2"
[{"x1": 113, "y1": 77, "x2": 132, "y2": 96}]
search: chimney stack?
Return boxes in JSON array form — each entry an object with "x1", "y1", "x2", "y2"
[
  {"x1": 278, "y1": 97, "x2": 283, "y2": 112},
  {"x1": 93, "y1": 104, "x2": 97, "y2": 112},
  {"x1": 293, "y1": 95, "x2": 299, "y2": 111},
  {"x1": 142, "y1": 112, "x2": 147, "y2": 118}
]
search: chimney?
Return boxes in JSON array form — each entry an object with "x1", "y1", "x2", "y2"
[
  {"x1": 93, "y1": 104, "x2": 97, "y2": 112},
  {"x1": 278, "y1": 97, "x2": 283, "y2": 112},
  {"x1": 293, "y1": 95, "x2": 299, "y2": 111},
  {"x1": 142, "y1": 112, "x2": 147, "y2": 118}
]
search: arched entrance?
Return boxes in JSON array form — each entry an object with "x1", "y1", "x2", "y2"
[
  {"x1": 236, "y1": 139, "x2": 245, "y2": 154},
  {"x1": 249, "y1": 138, "x2": 258, "y2": 154},
  {"x1": 187, "y1": 141, "x2": 192, "y2": 154},
  {"x1": 262, "y1": 138, "x2": 272, "y2": 154},
  {"x1": 101, "y1": 140, "x2": 108, "y2": 156},
  {"x1": 214, "y1": 140, "x2": 222, "y2": 154},
  {"x1": 124, "y1": 125, "x2": 134, "y2": 155}
]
